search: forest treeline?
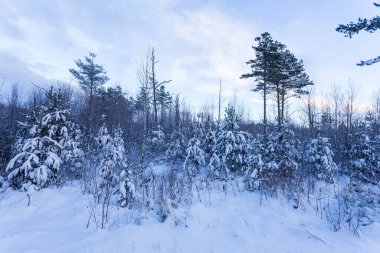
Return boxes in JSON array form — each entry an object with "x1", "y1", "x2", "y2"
[{"x1": 0, "y1": 33, "x2": 379, "y2": 232}]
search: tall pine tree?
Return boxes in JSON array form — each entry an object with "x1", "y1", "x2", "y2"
[{"x1": 69, "y1": 52, "x2": 109, "y2": 133}]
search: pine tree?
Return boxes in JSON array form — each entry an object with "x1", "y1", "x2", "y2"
[
  {"x1": 305, "y1": 134, "x2": 338, "y2": 182},
  {"x1": 59, "y1": 120, "x2": 84, "y2": 180},
  {"x1": 149, "y1": 48, "x2": 172, "y2": 124},
  {"x1": 350, "y1": 133, "x2": 377, "y2": 184},
  {"x1": 208, "y1": 152, "x2": 222, "y2": 177},
  {"x1": 112, "y1": 127, "x2": 126, "y2": 171},
  {"x1": 118, "y1": 162, "x2": 135, "y2": 208},
  {"x1": 93, "y1": 125, "x2": 127, "y2": 228},
  {"x1": 247, "y1": 128, "x2": 298, "y2": 192},
  {"x1": 241, "y1": 32, "x2": 313, "y2": 129},
  {"x1": 6, "y1": 88, "x2": 70, "y2": 190},
  {"x1": 203, "y1": 123, "x2": 218, "y2": 156},
  {"x1": 183, "y1": 138, "x2": 205, "y2": 177},
  {"x1": 373, "y1": 135, "x2": 380, "y2": 181},
  {"x1": 148, "y1": 125, "x2": 166, "y2": 155},
  {"x1": 194, "y1": 121, "x2": 206, "y2": 139},
  {"x1": 244, "y1": 135, "x2": 267, "y2": 191},
  {"x1": 274, "y1": 128, "x2": 298, "y2": 188},
  {"x1": 211, "y1": 105, "x2": 251, "y2": 179},
  {"x1": 277, "y1": 50, "x2": 313, "y2": 125},
  {"x1": 69, "y1": 52, "x2": 109, "y2": 132},
  {"x1": 223, "y1": 105, "x2": 240, "y2": 132},
  {"x1": 166, "y1": 130, "x2": 187, "y2": 164},
  {"x1": 96, "y1": 86, "x2": 134, "y2": 131},
  {"x1": 135, "y1": 86, "x2": 151, "y2": 115},
  {"x1": 240, "y1": 32, "x2": 283, "y2": 133},
  {"x1": 157, "y1": 85, "x2": 172, "y2": 126},
  {"x1": 96, "y1": 125, "x2": 124, "y2": 201},
  {"x1": 183, "y1": 137, "x2": 205, "y2": 205}
]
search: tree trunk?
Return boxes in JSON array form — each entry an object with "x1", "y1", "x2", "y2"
[
  {"x1": 281, "y1": 86, "x2": 285, "y2": 126},
  {"x1": 263, "y1": 60, "x2": 268, "y2": 134},
  {"x1": 151, "y1": 49, "x2": 158, "y2": 125},
  {"x1": 175, "y1": 95, "x2": 180, "y2": 130},
  {"x1": 89, "y1": 59, "x2": 94, "y2": 135},
  {"x1": 218, "y1": 79, "x2": 222, "y2": 123},
  {"x1": 276, "y1": 82, "x2": 281, "y2": 128},
  {"x1": 263, "y1": 82, "x2": 267, "y2": 134}
]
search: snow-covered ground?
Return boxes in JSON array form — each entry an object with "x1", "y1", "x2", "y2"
[{"x1": 0, "y1": 182, "x2": 379, "y2": 253}]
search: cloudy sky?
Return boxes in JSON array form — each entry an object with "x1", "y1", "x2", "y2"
[{"x1": 0, "y1": 0, "x2": 379, "y2": 119}]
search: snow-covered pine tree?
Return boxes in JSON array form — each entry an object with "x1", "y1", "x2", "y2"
[
  {"x1": 165, "y1": 130, "x2": 187, "y2": 164},
  {"x1": 112, "y1": 127, "x2": 126, "y2": 172},
  {"x1": 244, "y1": 135, "x2": 267, "y2": 191},
  {"x1": 183, "y1": 138, "x2": 205, "y2": 177},
  {"x1": 148, "y1": 124, "x2": 166, "y2": 157},
  {"x1": 59, "y1": 122, "x2": 84, "y2": 180},
  {"x1": 118, "y1": 161, "x2": 135, "y2": 208},
  {"x1": 373, "y1": 135, "x2": 380, "y2": 182},
  {"x1": 305, "y1": 134, "x2": 338, "y2": 182},
  {"x1": 95, "y1": 125, "x2": 126, "y2": 228},
  {"x1": 202, "y1": 122, "x2": 219, "y2": 161},
  {"x1": 350, "y1": 133, "x2": 377, "y2": 184},
  {"x1": 208, "y1": 152, "x2": 222, "y2": 178},
  {"x1": 249, "y1": 128, "x2": 298, "y2": 192},
  {"x1": 6, "y1": 88, "x2": 72, "y2": 190},
  {"x1": 271, "y1": 128, "x2": 298, "y2": 189},
  {"x1": 223, "y1": 104, "x2": 239, "y2": 132},
  {"x1": 193, "y1": 121, "x2": 205, "y2": 140},
  {"x1": 96, "y1": 125, "x2": 123, "y2": 202},
  {"x1": 182, "y1": 137, "x2": 205, "y2": 205},
  {"x1": 211, "y1": 105, "x2": 251, "y2": 179}
]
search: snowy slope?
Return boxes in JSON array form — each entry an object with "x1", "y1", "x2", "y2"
[{"x1": 0, "y1": 183, "x2": 379, "y2": 253}]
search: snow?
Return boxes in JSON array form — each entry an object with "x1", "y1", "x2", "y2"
[
  {"x1": 0, "y1": 182, "x2": 379, "y2": 253},
  {"x1": 150, "y1": 164, "x2": 170, "y2": 175},
  {"x1": 357, "y1": 56, "x2": 380, "y2": 66}
]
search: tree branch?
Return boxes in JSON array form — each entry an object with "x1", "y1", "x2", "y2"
[
  {"x1": 357, "y1": 56, "x2": 380, "y2": 66},
  {"x1": 31, "y1": 82, "x2": 49, "y2": 94}
]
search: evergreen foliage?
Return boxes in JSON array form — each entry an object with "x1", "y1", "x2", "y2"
[
  {"x1": 6, "y1": 88, "x2": 72, "y2": 190},
  {"x1": 210, "y1": 105, "x2": 251, "y2": 179},
  {"x1": 336, "y1": 2, "x2": 380, "y2": 66},
  {"x1": 245, "y1": 128, "x2": 298, "y2": 192},
  {"x1": 166, "y1": 130, "x2": 187, "y2": 163},
  {"x1": 96, "y1": 125, "x2": 125, "y2": 201},
  {"x1": 350, "y1": 133, "x2": 378, "y2": 184},
  {"x1": 241, "y1": 32, "x2": 313, "y2": 128},
  {"x1": 69, "y1": 52, "x2": 109, "y2": 95},
  {"x1": 183, "y1": 138, "x2": 205, "y2": 177},
  {"x1": 118, "y1": 162, "x2": 135, "y2": 208},
  {"x1": 305, "y1": 135, "x2": 338, "y2": 182}
]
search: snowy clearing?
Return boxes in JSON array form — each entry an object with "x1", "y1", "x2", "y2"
[{"x1": 1, "y1": 182, "x2": 379, "y2": 253}]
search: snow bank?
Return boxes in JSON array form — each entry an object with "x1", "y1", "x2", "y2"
[{"x1": 0, "y1": 182, "x2": 379, "y2": 253}]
